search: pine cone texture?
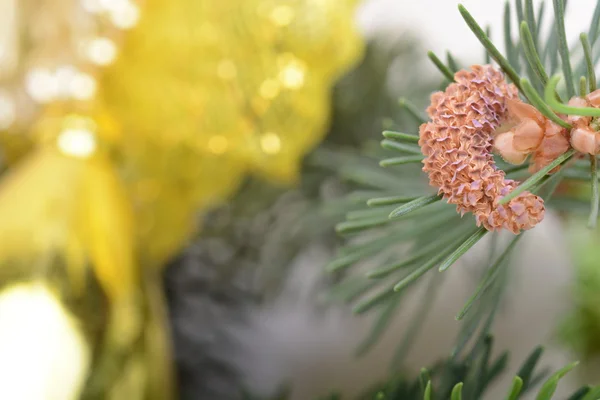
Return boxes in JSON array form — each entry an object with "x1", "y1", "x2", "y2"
[{"x1": 419, "y1": 65, "x2": 545, "y2": 234}]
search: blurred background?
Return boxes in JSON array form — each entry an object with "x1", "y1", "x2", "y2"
[{"x1": 0, "y1": 0, "x2": 599, "y2": 399}]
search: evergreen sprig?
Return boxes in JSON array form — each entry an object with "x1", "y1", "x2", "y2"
[
  {"x1": 324, "y1": 0, "x2": 600, "y2": 393},
  {"x1": 281, "y1": 342, "x2": 596, "y2": 400}
]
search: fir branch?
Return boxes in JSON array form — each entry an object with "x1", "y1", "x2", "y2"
[{"x1": 321, "y1": 4, "x2": 600, "y2": 396}]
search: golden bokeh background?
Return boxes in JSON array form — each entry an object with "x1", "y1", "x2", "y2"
[{"x1": 0, "y1": 0, "x2": 364, "y2": 398}]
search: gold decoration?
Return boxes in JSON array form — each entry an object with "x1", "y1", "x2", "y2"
[
  {"x1": 99, "y1": 0, "x2": 363, "y2": 263},
  {"x1": 101, "y1": 0, "x2": 362, "y2": 176},
  {"x1": 0, "y1": 0, "x2": 140, "y2": 163},
  {"x1": 0, "y1": 0, "x2": 364, "y2": 397}
]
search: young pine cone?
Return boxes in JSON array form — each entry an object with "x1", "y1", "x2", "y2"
[{"x1": 419, "y1": 65, "x2": 545, "y2": 234}]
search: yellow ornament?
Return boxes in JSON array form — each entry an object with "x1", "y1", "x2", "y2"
[
  {"x1": 0, "y1": 0, "x2": 364, "y2": 265},
  {"x1": 97, "y1": 0, "x2": 363, "y2": 263},
  {"x1": 0, "y1": 0, "x2": 364, "y2": 397},
  {"x1": 123, "y1": 142, "x2": 246, "y2": 265},
  {"x1": 0, "y1": 122, "x2": 174, "y2": 399},
  {"x1": 102, "y1": 0, "x2": 362, "y2": 183}
]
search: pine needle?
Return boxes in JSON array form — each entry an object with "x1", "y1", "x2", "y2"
[
  {"x1": 382, "y1": 130, "x2": 420, "y2": 142},
  {"x1": 580, "y1": 33, "x2": 597, "y2": 91},
  {"x1": 525, "y1": 0, "x2": 538, "y2": 48},
  {"x1": 451, "y1": 383, "x2": 464, "y2": 400},
  {"x1": 517, "y1": 346, "x2": 544, "y2": 391},
  {"x1": 367, "y1": 223, "x2": 469, "y2": 279},
  {"x1": 589, "y1": 0, "x2": 600, "y2": 45},
  {"x1": 367, "y1": 195, "x2": 420, "y2": 207},
  {"x1": 456, "y1": 235, "x2": 523, "y2": 320},
  {"x1": 459, "y1": 4, "x2": 523, "y2": 91},
  {"x1": 428, "y1": 51, "x2": 455, "y2": 82},
  {"x1": 520, "y1": 77, "x2": 571, "y2": 128},
  {"x1": 545, "y1": 75, "x2": 600, "y2": 117},
  {"x1": 580, "y1": 386, "x2": 600, "y2": 400},
  {"x1": 580, "y1": 76, "x2": 588, "y2": 97},
  {"x1": 588, "y1": 155, "x2": 599, "y2": 229},
  {"x1": 335, "y1": 216, "x2": 390, "y2": 235},
  {"x1": 504, "y1": 2, "x2": 518, "y2": 69},
  {"x1": 380, "y1": 155, "x2": 424, "y2": 167},
  {"x1": 392, "y1": 227, "x2": 481, "y2": 292},
  {"x1": 535, "y1": 2, "x2": 545, "y2": 38},
  {"x1": 391, "y1": 274, "x2": 441, "y2": 367},
  {"x1": 388, "y1": 194, "x2": 441, "y2": 219},
  {"x1": 355, "y1": 295, "x2": 402, "y2": 356},
  {"x1": 515, "y1": 0, "x2": 524, "y2": 23},
  {"x1": 424, "y1": 381, "x2": 433, "y2": 400},
  {"x1": 352, "y1": 284, "x2": 396, "y2": 314},
  {"x1": 447, "y1": 51, "x2": 460, "y2": 73},
  {"x1": 536, "y1": 362, "x2": 579, "y2": 400},
  {"x1": 438, "y1": 227, "x2": 487, "y2": 272},
  {"x1": 346, "y1": 207, "x2": 395, "y2": 221},
  {"x1": 520, "y1": 21, "x2": 549, "y2": 86},
  {"x1": 552, "y1": 0, "x2": 575, "y2": 97},
  {"x1": 499, "y1": 148, "x2": 576, "y2": 205},
  {"x1": 506, "y1": 376, "x2": 524, "y2": 400},
  {"x1": 485, "y1": 25, "x2": 493, "y2": 64},
  {"x1": 381, "y1": 139, "x2": 423, "y2": 155},
  {"x1": 398, "y1": 98, "x2": 426, "y2": 124}
]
